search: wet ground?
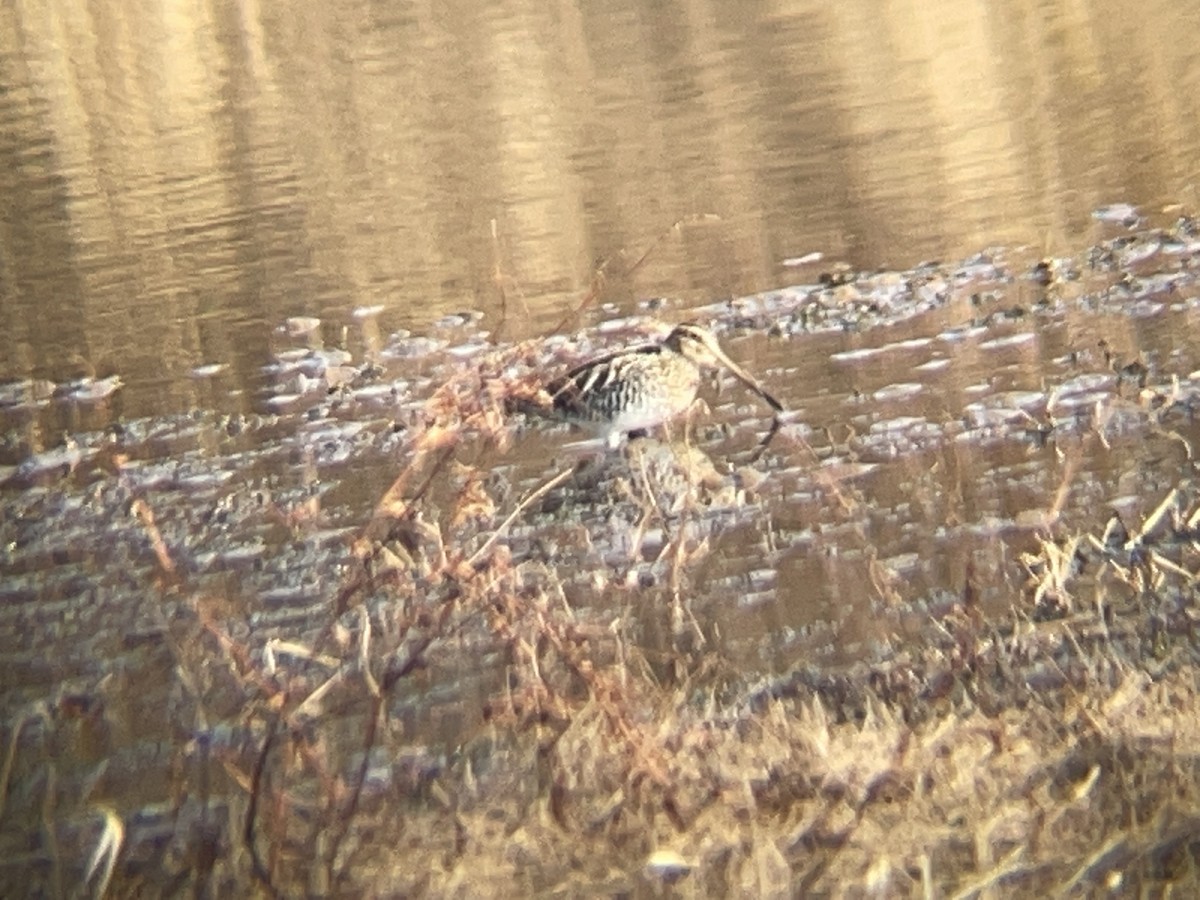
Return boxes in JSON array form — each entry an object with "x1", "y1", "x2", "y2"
[{"x1": 4, "y1": 211, "x2": 1200, "y2": 893}]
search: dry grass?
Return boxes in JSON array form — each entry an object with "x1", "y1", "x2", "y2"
[
  {"x1": 29, "y1": 345, "x2": 1186, "y2": 899},
  {"x1": 9, "y1": 221, "x2": 1200, "y2": 897}
]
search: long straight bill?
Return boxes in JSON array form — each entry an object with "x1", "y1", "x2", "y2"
[{"x1": 712, "y1": 347, "x2": 783, "y2": 413}]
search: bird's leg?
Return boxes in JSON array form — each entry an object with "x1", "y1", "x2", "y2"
[{"x1": 683, "y1": 396, "x2": 710, "y2": 448}]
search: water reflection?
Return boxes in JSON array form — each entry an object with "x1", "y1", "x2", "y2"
[{"x1": 2, "y1": 0, "x2": 1200, "y2": 418}]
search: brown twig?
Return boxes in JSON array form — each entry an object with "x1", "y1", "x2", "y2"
[
  {"x1": 131, "y1": 497, "x2": 178, "y2": 582},
  {"x1": 552, "y1": 214, "x2": 721, "y2": 335},
  {"x1": 466, "y1": 466, "x2": 574, "y2": 569},
  {"x1": 244, "y1": 716, "x2": 285, "y2": 900}
]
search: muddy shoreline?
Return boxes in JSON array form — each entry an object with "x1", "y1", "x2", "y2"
[{"x1": 5, "y1": 216, "x2": 1200, "y2": 895}]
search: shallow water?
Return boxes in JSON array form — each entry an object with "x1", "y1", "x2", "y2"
[{"x1": 5, "y1": 229, "x2": 1200, "y2": 697}]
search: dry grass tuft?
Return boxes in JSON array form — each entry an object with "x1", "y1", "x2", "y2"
[{"x1": 88, "y1": 356, "x2": 1200, "y2": 897}]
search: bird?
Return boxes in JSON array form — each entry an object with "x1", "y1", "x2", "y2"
[{"x1": 545, "y1": 322, "x2": 782, "y2": 448}]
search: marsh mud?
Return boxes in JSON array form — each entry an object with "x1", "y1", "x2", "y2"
[{"x1": 6, "y1": 213, "x2": 1200, "y2": 894}]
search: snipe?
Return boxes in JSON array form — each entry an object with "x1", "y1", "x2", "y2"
[{"x1": 547, "y1": 323, "x2": 782, "y2": 447}]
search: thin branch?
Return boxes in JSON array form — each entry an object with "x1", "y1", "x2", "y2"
[
  {"x1": 465, "y1": 466, "x2": 574, "y2": 569},
  {"x1": 244, "y1": 717, "x2": 284, "y2": 900}
]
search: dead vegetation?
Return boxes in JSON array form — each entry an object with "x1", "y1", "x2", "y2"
[
  {"x1": 7, "y1": 338, "x2": 1200, "y2": 899},
  {"x1": 8, "y1": 221, "x2": 1200, "y2": 897}
]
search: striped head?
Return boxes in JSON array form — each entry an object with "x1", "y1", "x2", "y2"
[{"x1": 663, "y1": 323, "x2": 783, "y2": 413}]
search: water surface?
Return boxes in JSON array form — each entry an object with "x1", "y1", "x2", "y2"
[{"x1": 2, "y1": 0, "x2": 1198, "y2": 417}]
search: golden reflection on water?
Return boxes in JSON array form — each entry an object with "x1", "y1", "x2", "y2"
[{"x1": 1, "y1": 0, "x2": 1199, "y2": 409}]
